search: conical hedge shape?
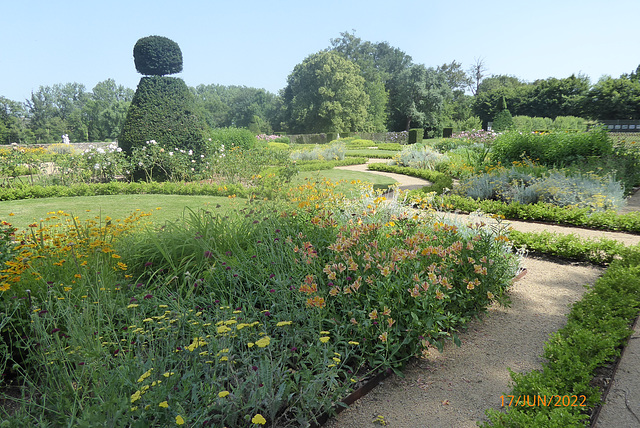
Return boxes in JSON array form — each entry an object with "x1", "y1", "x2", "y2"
[{"x1": 118, "y1": 76, "x2": 205, "y2": 155}]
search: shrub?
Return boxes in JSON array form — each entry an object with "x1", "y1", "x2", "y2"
[
  {"x1": 491, "y1": 128, "x2": 614, "y2": 166},
  {"x1": 408, "y1": 128, "x2": 423, "y2": 144},
  {"x1": 290, "y1": 141, "x2": 345, "y2": 161},
  {"x1": 133, "y1": 35, "x2": 183, "y2": 76},
  {"x1": 455, "y1": 167, "x2": 625, "y2": 211},
  {"x1": 206, "y1": 127, "x2": 257, "y2": 152},
  {"x1": 119, "y1": 76, "x2": 207, "y2": 163},
  {"x1": 390, "y1": 143, "x2": 448, "y2": 170},
  {"x1": 492, "y1": 109, "x2": 513, "y2": 132}
]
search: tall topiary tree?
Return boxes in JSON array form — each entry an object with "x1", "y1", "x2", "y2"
[
  {"x1": 492, "y1": 96, "x2": 514, "y2": 132},
  {"x1": 119, "y1": 36, "x2": 206, "y2": 179}
]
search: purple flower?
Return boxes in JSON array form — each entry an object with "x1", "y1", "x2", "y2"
[
  {"x1": 269, "y1": 274, "x2": 275, "y2": 278},
  {"x1": 50, "y1": 328, "x2": 61, "y2": 334},
  {"x1": 269, "y1": 289, "x2": 275, "y2": 293},
  {"x1": 291, "y1": 347, "x2": 298, "y2": 352},
  {"x1": 143, "y1": 294, "x2": 153, "y2": 300},
  {"x1": 204, "y1": 251, "x2": 213, "y2": 259},
  {"x1": 252, "y1": 365, "x2": 258, "y2": 371},
  {"x1": 144, "y1": 262, "x2": 153, "y2": 267},
  {"x1": 129, "y1": 297, "x2": 137, "y2": 303}
]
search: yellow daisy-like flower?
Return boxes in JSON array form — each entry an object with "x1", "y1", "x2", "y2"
[
  {"x1": 158, "y1": 401, "x2": 169, "y2": 408},
  {"x1": 218, "y1": 390, "x2": 230, "y2": 398},
  {"x1": 319, "y1": 336, "x2": 330, "y2": 343},
  {"x1": 251, "y1": 413, "x2": 267, "y2": 425},
  {"x1": 175, "y1": 414, "x2": 185, "y2": 425}
]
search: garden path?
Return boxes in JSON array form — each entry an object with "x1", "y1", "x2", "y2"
[{"x1": 324, "y1": 165, "x2": 640, "y2": 428}]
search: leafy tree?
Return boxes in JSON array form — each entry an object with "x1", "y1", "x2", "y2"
[
  {"x1": 329, "y1": 31, "x2": 413, "y2": 131},
  {"x1": 0, "y1": 96, "x2": 33, "y2": 144},
  {"x1": 329, "y1": 32, "x2": 389, "y2": 132},
  {"x1": 282, "y1": 50, "x2": 370, "y2": 133},
  {"x1": 390, "y1": 64, "x2": 450, "y2": 131},
  {"x1": 583, "y1": 76, "x2": 640, "y2": 120},
  {"x1": 473, "y1": 75, "x2": 530, "y2": 125},
  {"x1": 522, "y1": 75, "x2": 589, "y2": 118},
  {"x1": 192, "y1": 84, "x2": 278, "y2": 132},
  {"x1": 83, "y1": 79, "x2": 134, "y2": 141}
]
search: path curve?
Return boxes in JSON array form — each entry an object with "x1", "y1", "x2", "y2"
[{"x1": 325, "y1": 161, "x2": 640, "y2": 428}]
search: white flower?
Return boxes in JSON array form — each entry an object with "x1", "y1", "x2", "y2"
[
  {"x1": 188, "y1": 150, "x2": 193, "y2": 156},
  {"x1": 94, "y1": 163, "x2": 100, "y2": 169},
  {"x1": 169, "y1": 152, "x2": 173, "y2": 156},
  {"x1": 138, "y1": 162, "x2": 143, "y2": 167}
]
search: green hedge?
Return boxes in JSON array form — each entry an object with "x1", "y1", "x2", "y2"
[
  {"x1": 0, "y1": 181, "x2": 247, "y2": 201},
  {"x1": 408, "y1": 128, "x2": 423, "y2": 144},
  {"x1": 424, "y1": 194, "x2": 640, "y2": 234},
  {"x1": 482, "y1": 250, "x2": 640, "y2": 427},
  {"x1": 133, "y1": 35, "x2": 183, "y2": 76},
  {"x1": 367, "y1": 163, "x2": 453, "y2": 194},
  {"x1": 118, "y1": 76, "x2": 207, "y2": 157}
]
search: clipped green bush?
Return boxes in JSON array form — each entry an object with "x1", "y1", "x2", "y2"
[
  {"x1": 408, "y1": 128, "x2": 424, "y2": 144},
  {"x1": 118, "y1": 76, "x2": 206, "y2": 157},
  {"x1": 491, "y1": 128, "x2": 613, "y2": 166},
  {"x1": 133, "y1": 35, "x2": 183, "y2": 76},
  {"x1": 492, "y1": 109, "x2": 514, "y2": 132},
  {"x1": 119, "y1": 36, "x2": 206, "y2": 181}
]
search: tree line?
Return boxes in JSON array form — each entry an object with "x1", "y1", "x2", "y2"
[{"x1": 2, "y1": 31, "x2": 639, "y2": 144}]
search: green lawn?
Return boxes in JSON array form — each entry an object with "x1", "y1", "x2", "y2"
[{"x1": 1, "y1": 194, "x2": 240, "y2": 232}]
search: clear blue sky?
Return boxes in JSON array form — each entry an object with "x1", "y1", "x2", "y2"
[{"x1": 2, "y1": 0, "x2": 639, "y2": 102}]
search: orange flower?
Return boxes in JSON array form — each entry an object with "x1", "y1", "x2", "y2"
[{"x1": 306, "y1": 296, "x2": 325, "y2": 308}]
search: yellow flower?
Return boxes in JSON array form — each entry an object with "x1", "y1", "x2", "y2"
[
  {"x1": 175, "y1": 415, "x2": 185, "y2": 425},
  {"x1": 251, "y1": 414, "x2": 267, "y2": 425},
  {"x1": 348, "y1": 341, "x2": 360, "y2": 345},
  {"x1": 319, "y1": 336, "x2": 330, "y2": 343},
  {"x1": 276, "y1": 321, "x2": 292, "y2": 327},
  {"x1": 255, "y1": 336, "x2": 271, "y2": 348},
  {"x1": 218, "y1": 390, "x2": 230, "y2": 398},
  {"x1": 127, "y1": 304, "x2": 139, "y2": 308},
  {"x1": 158, "y1": 401, "x2": 169, "y2": 408}
]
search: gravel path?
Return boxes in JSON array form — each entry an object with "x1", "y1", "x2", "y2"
[{"x1": 324, "y1": 163, "x2": 640, "y2": 428}]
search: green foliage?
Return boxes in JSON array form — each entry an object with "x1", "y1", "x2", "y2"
[
  {"x1": 491, "y1": 128, "x2": 614, "y2": 166},
  {"x1": 390, "y1": 143, "x2": 448, "y2": 170},
  {"x1": 295, "y1": 157, "x2": 368, "y2": 171},
  {"x1": 282, "y1": 51, "x2": 370, "y2": 133},
  {"x1": 290, "y1": 141, "x2": 346, "y2": 161},
  {"x1": 0, "y1": 180, "x2": 247, "y2": 201},
  {"x1": 368, "y1": 163, "x2": 454, "y2": 194},
  {"x1": 133, "y1": 35, "x2": 183, "y2": 76},
  {"x1": 118, "y1": 76, "x2": 207, "y2": 173},
  {"x1": 482, "y1": 253, "x2": 640, "y2": 427},
  {"x1": 205, "y1": 127, "x2": 257, "y2": 151},
  {"x1": 423, "y1": 194, "x2": 640, "y2": 233},
  {"x1": 455, "y1": 168, "x2": 625, "y2": 211},
  {"x1": 492, "y1": 109, "x2": 513, "y2": 132},
  {"x1": 508, "y1": 230, "x2": 627, "y2": 265},
  {"x1": 408, "y1": 128, "x2": 423, "y2": 144}
]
